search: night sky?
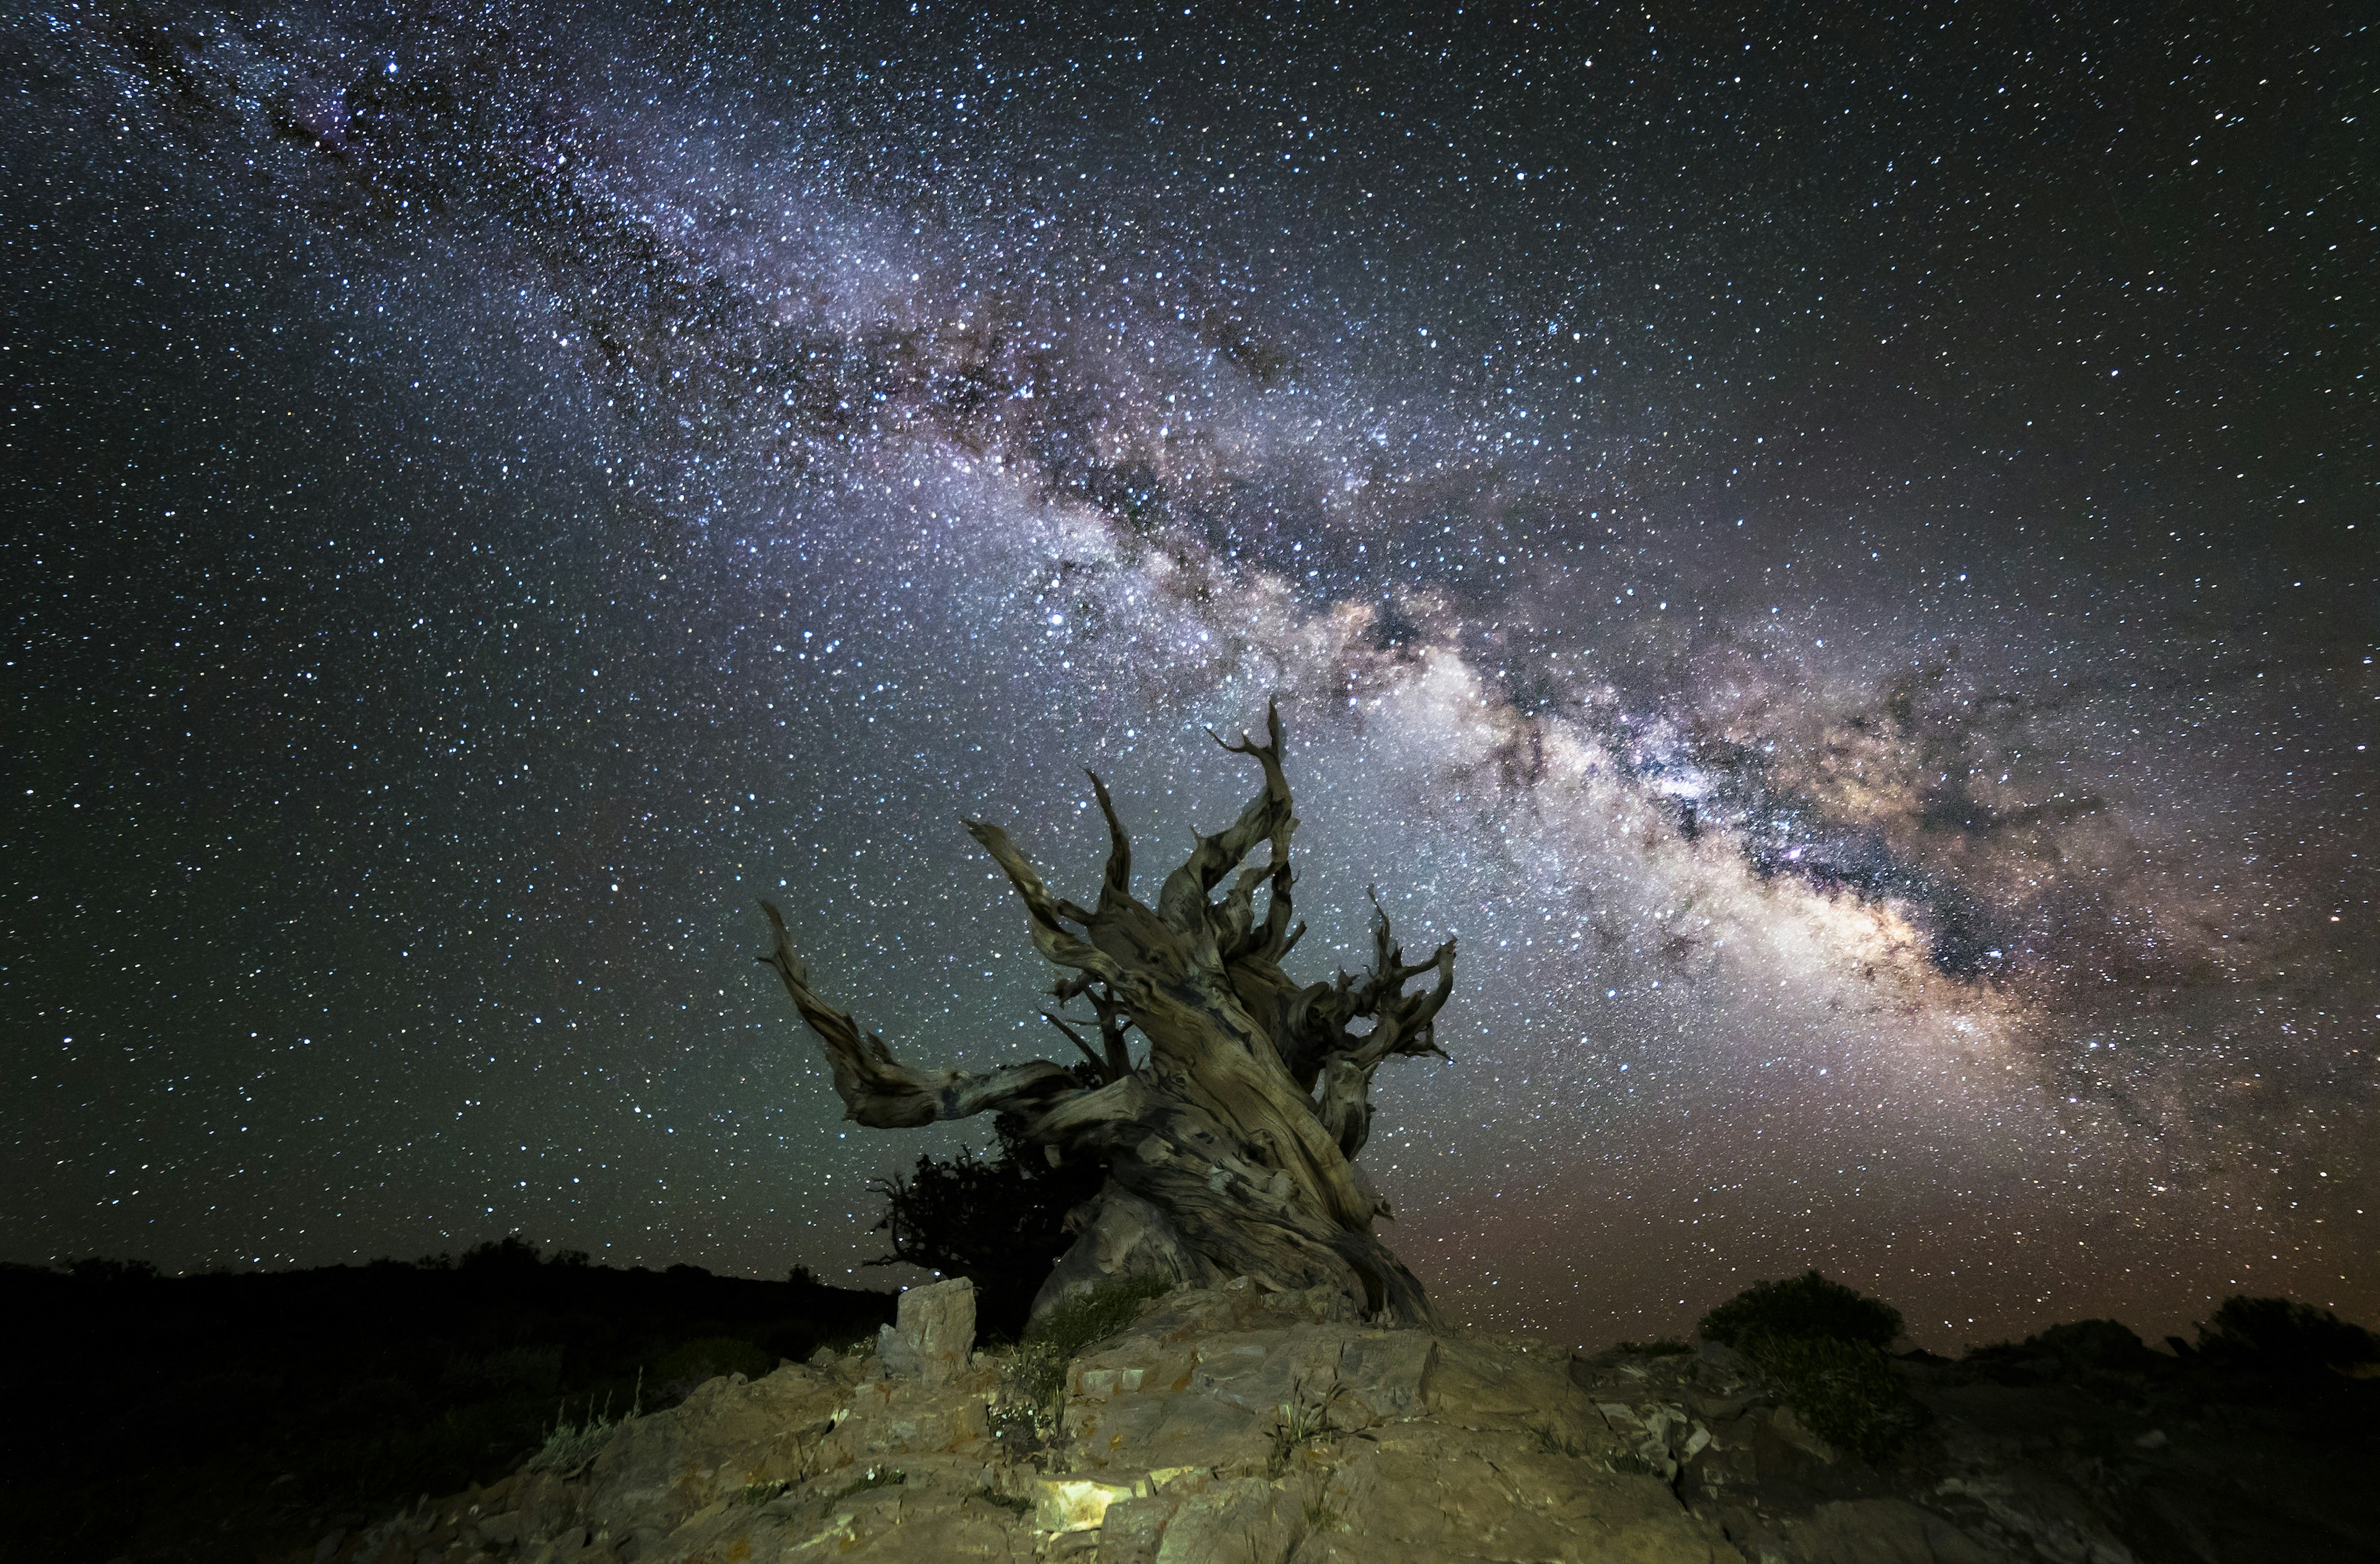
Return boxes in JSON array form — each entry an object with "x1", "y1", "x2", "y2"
[{"x1": 5, "y1": 2, "x2": 2373, "y2": 1350}]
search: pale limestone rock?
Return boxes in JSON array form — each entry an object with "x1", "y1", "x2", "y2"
[
  {"x1": 877, "y1": 1275, "x2": 976, "y2": 1387},
  {"x1": 1036, "y1": 1478, "x2": 1137, "y2": 1534}
]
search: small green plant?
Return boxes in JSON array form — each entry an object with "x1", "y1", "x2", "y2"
[
  {"x1": 1532, "y1": 1421, "x2": 1595, "y2": 1459},
  {"x1": 1697, "y1": 1271, "x2": 1902, "y2": 1351},
  {"x1": 1005, "y1": 1273, "x2": 1178, "y2": 1421},
  {"x1": 821, "y1": 1467, "x2": 906, "y2": 1507},
  {"x1": 1267, "y1": 1371, "x2": 1355, "y2": 1476},
  {"x1": 525, "y1": 1391, "x2": 626, "y2": 1478},
  {"x1": 1608, "y1": 1449, "x2": 1666, "y2": 1477},
  {"x1": 1005, "y1": 1341, "x2": 1070, "y2": 1425},
  {"x1": 1028, "y1": 1273, "x2": 1176, "y2": 1359}
]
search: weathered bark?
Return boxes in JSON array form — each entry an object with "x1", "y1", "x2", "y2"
[{"x1": 759, "y1": 700, "x2": 1457, "y2": 1325}]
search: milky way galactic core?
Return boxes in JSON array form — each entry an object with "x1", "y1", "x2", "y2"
[{"x1": 4, "y1": 2, "x2": 2371, "y2": 1347}]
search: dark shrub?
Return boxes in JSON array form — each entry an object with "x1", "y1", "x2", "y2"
[
  {"x1": 1962, "y1": 1319, "x2": 2161, "y2": 1384},
  {"x1": 871, "y1": 1118, "x2": 1105, "y2": 1338},
  {"x1": 67, "y1": 1257, "x2": 162, "y2": 1283},
  {"x1": 1751, "y1": 1335, "x2": 1933, "y2": 1461},
  {"x1": 458, "y1": 1235, "x2": 546, "y2": 1273},
  {"x1": 1697, "y1": 1272, "x2": 1925, "y2": 1461},
  {"x1": 1697, "y1": 1270, "x2": 1903, "y2": 1351},
  {"x1": 2197, "y1": 1296, "x2": 2380, "y2": 1376}
]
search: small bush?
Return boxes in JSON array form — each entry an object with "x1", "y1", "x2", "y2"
[
  {"x1": 1007, "y1": 1341, "x2": 1070, "y2": 1420},
  {"x1": 1266, "y1": 1372, "x2": 1351, "y2": 1475},
  {"x1": 1962, "y1": 1319, "x2": 2160, "y2": 1384},
  {"x1": 1615, "y1": 1337, "x2": 1693, "y2": 1356},
  {"x1": 1007, "y1": 1273, "x2": 1177, "y2": 1418},
  {"x1": 1697, "y1": 1271, "x2": 1902, "y2": 1351},
  {"x1": 871, "y1": 1120, "x2": 1106, "y2": 1337},
  {"x1": 1746, "y1": 1333, "x2": 1931, "y2": 1462},
  {"x1": 1697, "y1": 1272, "x2": 1925, "y2": 1462},
  {"x1": 1532, "y1": 1421, "x2": 1595, "y2": 1458},
  {"x1": 2197, "y1": 1296, "x2": 2380, "y2": 1376},
  {"x1": 524, "y1": 1395, "x2": 628, "y2": 1477},
  {"x1": 1027, "y1": 1273, "x2": 1178, "y2": 1359}
]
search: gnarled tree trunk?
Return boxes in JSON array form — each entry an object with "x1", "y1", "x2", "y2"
[{"x1": 759, "y1": 701, "x2": 1456, "y2": 1326}]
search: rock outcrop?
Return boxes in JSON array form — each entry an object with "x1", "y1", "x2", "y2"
[
  {"x1": 315, "y1": 1278, "x2": 1737, "y2": 1563},
  {"x1": 875, "y1": 1276, "x2": 977, "y2": 1388},
  {"x1": 1566, "y1": 1333, "x2": 2379, "y2": 1564},
  {"x1": 304, "y1": 1284, "x2": 2379, "y2": 1564}
]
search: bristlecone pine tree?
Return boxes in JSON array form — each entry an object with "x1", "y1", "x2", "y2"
[{"x1": 760, "y1": 700, "x2": 1457, "y2": 1325}]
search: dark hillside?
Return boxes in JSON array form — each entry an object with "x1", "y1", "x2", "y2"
[{"x1": 0, "y1": 1245, "x2": 893, "y2": 1564}]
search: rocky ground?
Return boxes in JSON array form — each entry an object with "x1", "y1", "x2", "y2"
[
  {"x1": 291, "y1": 1280, "x2": 2378, "y2": 1564},
  {"x1": 1569, "y1": 1328, "x2": 2377, "y2": 1564}
]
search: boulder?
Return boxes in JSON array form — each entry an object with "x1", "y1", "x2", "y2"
[{"x1": 877, "y1": 1276, "x2": 976, "y2": 1387}]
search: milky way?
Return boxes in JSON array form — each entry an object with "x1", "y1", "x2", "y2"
[{"x1": 5, "y1": 2, "x2": 2373, "y2": 1348}]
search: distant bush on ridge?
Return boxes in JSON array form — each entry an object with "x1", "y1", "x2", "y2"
[{"x1": 1696, "y1": 1270, "x2": 1927, "y2": 1462}]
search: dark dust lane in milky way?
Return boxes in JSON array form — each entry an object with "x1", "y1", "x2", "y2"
[{"x1": 3, "y1": 1, "x2": 2371, "y2": 1348}]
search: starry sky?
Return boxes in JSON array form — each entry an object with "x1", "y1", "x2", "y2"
[{"x1": 4, "y1": 1, "x2": 2373, "y2": 1350}]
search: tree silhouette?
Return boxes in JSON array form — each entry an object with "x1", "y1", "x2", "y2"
[{"x1": 762, "y1": 700, "x2": 1456, "y2": 1324}]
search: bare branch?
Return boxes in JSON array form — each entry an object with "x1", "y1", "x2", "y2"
[
  {"x1": 759, "y1": 900, "x2": 1132, "y2": 1141},
  {"x1": 1279, "y1": 893, "x2": 1458, "y2": 1084},
  {"x1": 1083, "y1": 985, "x2": 1137, "y2": 1080},
  {"x1": 1253, "y1": 860, "x2": 1298, "y2": 962},
  {"x1": 1087, "y1": 769, "x2": 1133, "y2": 911},
  {"x1": 1342, "y1": 889, "x2": 1458, "y2": 1062},
  {"x1": 964, "y1": 818, "x2": 1128, "y2": 983},
  {"x1": 1158, "y1": 696, "x2": 1297, "y2": 934},
  {"x1": 1042, "y1": 1012, "x2": 1109, "y2": 1077}
]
